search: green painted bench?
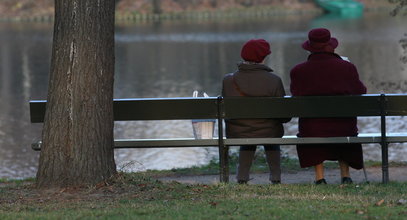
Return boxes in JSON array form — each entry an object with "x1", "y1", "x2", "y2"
[{"x1": 30, "y1": 94, "x2": 407, "y2": 183}]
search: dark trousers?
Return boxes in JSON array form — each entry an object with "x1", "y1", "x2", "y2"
[{"x1": 236, "y1": 145, "x2": 281, "y2": 182}]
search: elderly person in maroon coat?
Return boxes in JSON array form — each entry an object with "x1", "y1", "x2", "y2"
[
  {"x1": 290, "y1": 28, "x2": 367, "y2": 184},
  {"x1": 223, "y1": 39, "x2": 290, "y2": 184}
]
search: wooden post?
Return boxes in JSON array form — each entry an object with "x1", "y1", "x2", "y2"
[{"x1": 217, "y1": 96, "x2": 229, "y2": 183}]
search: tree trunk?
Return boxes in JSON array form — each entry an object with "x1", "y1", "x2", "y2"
[
  {"x1": 152, "y1": 0, "x2": 162, "y2": 14},
  {"x1": 36, "y1": 0, "x2": 117, "y2": 188},
  {"x1": 210, "y1": 0, "x2": 218, "y2": 8}
]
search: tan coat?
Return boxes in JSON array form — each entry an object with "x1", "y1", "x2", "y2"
[{"x1": 222, "y1": 63, "x2": 290, "y2": 138}]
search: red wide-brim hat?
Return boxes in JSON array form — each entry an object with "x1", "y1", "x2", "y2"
[{"x1": 302, "y1": 28, "x2": 338, "y2": 53}]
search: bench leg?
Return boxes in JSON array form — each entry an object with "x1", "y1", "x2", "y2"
[
  {"x1": 219, "y1": 145, "x2": 229, "y2": 183},
  {"x1": 381, "y1": 142, "x2": 389, "y2": 184},
  {"x1": 217, "y1": 96, "x2": 229, "y2": 183},
  {"x1": 380, "y1": 94, "x2": 389, "y2": 184}
]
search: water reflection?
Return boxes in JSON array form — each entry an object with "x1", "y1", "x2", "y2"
[{"x1": 0, "y1": 12, "x2": 406, "y2": 179}]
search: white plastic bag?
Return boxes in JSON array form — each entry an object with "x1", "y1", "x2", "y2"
[{"x1": 191, "y1": 91, "x2": 215, "y2": 139}]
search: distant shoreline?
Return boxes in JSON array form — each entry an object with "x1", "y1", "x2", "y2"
[
  {"x1": 0, "y1": 6, "x2": 324, "y2": 23},
  {"x1": 0, "y1": 0, "x2": 397, "y2": 23}
]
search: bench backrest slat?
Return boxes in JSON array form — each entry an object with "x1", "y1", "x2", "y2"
[
  {"x1": 29, "y1": 94, "x2": 407, "y2": 123},
  {"x1": 113, "y1": 98, "x2": 219, "y2": 121},
  {"x1": 223, "y1": 95, "x2": 382, "y2": 119},
  {"x1": 29, "y1": 100, "x2": 47, "y2": 123},
  {"x1": 30, "y1": 97, "x2": 219, "y2": 123},
  {"x1": 386, "y1": 95, "x2": 407, "y2": 116}
]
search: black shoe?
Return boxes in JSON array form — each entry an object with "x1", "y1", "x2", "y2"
[
  {"x1": 237, "y1": 180, "x2": 248, "y2": 184},
  {"x1": 315, "y1": 178, "x2": 327, "y2": 185},
  {"x1": 341, "y1": 177, "x2": 353, "y2": 184},
  {"x1": 271, "y1": 180, "x2": 281, "y2": 185}
]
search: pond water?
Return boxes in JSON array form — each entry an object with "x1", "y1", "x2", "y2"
[{"x1": 0, "y1": 11, "x2": 406, "y2": 179}]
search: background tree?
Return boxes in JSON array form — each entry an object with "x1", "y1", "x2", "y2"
[
  {"x1": 389, "y1": 0, "x2": 407, "y2": 65},
  {"x1": 152, "y1": 0, "x2": 162, "y2": 14},
  {"x1": 36, "y1": 0, "x2": 117, "y2": 188},
  {"x1": 389, "y1": 0, "x2": 407, "y2": 15}
]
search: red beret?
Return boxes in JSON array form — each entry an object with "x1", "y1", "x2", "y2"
[{"x1": 240, "y1": 39, "x2": 271, "y2": 63}]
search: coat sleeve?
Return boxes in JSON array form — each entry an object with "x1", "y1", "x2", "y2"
[
  {"x1": 274, "y1": 77, "x2": 291, "y2": 123},
  {"x1": 222, "y1": 74, "x2": 230, "y2": 97},
  {"x1": 348, "y1": 64, "x2": 367, "y2": 95},
  {"x1": 289, "y1": 67, "x2": 301, "y2": 96},
  {"x1": 222, "y1": 78, "x2": 226, "y2": 96},
  {"x1": 274, "y1": 77, "x2": 286, "y2": 97}
]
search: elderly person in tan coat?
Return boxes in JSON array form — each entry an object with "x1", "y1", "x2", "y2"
[{"x1": 222, "y1": 39, "x2": 290, "y2": 184}]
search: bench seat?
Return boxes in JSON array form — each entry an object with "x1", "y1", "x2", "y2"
[{"x1": 31, "y1": 133, "x2": 407, "y2": 150}]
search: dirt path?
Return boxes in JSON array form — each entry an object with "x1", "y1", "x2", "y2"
[{"x1": 157, "y1": 166, "x2": 407, "y2": 185}]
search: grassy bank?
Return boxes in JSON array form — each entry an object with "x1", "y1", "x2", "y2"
[{"x1": 1, "y1": 172, "x2": 407, "y2": 219}]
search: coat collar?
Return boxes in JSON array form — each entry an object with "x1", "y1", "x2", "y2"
[
  {"x1": 307, "y1": 52, "x2": 342, "y2": 61},
  {"x1": 237, "y1": 62, "x2": 273, "y2": 72}
]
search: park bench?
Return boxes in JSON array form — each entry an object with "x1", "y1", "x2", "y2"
[{"x1": 29, "y1": 94, "x2": 407, "y2": 184}]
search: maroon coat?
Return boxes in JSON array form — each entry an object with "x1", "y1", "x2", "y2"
[
  {"x1": 223, "y1": 63, "x2": 289, "y2": 138},
  {"x1": 290, "y1": 52, "x2": 367, "y2": 169}
]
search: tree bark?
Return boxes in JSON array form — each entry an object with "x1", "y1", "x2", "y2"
[{"x1": 36, "y1": 0, "x2": 117, "y2": 188}]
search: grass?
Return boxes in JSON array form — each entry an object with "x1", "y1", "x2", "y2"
[
  {"x1": 1, "y1": 156, "x2": 407, "y2": 219},
  {"x1": 0, "y1": 172, "x2": 407, "y2": 219},
  {"x1": 148, "y1": 151, "x2": 307, "y2": 178}
]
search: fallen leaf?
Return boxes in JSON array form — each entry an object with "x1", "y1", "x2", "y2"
[
  {"x1": 95, "y1": 181, "x2": 107, "y2": 189},
  {"x1": 104, "y1": 186, "x2": 114, "y2": 193},
  {"x1": 209, "y1": 201, "x2": 218, "y2": 207},
  {"x1": 131, "y1": 194, "x2": 139, "y2": 198},
  {"x1": 192, "y1": 188, "x2": 203, "y2": 192},
  {"x1": 375, "y1": 199, "x2": 385, "y2": 206}
]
